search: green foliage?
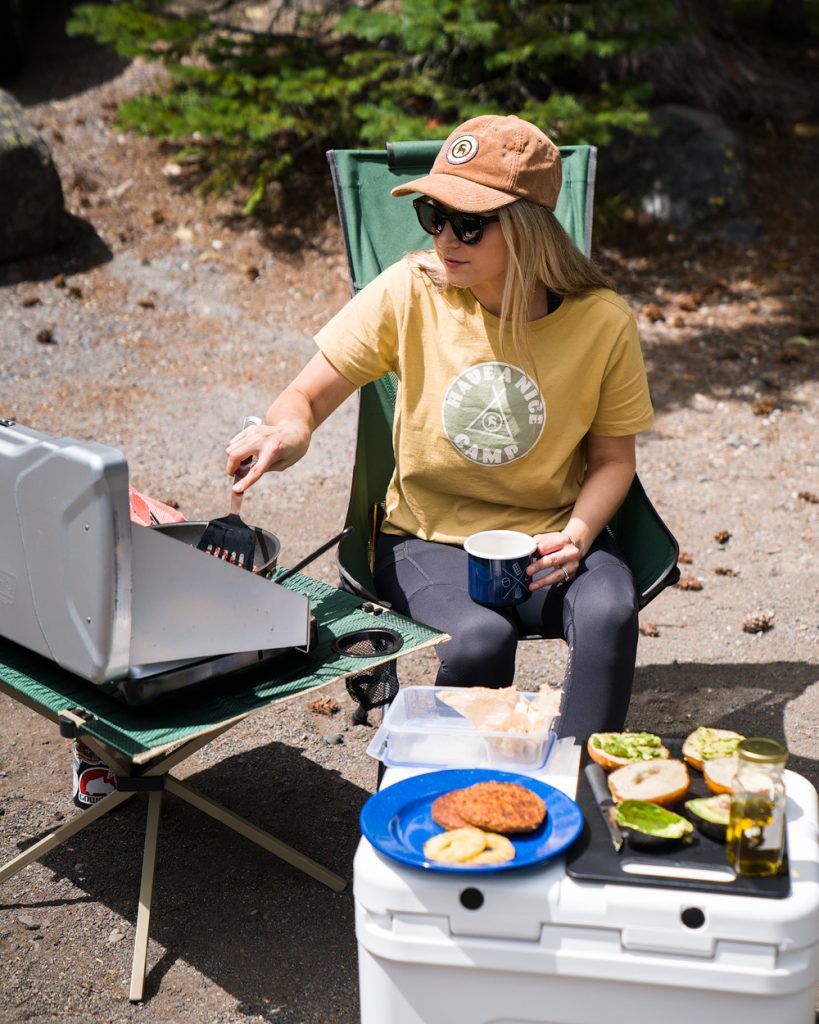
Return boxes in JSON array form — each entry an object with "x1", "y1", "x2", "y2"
[
  {"x1": 68, "y1": 2, "x2": 209, "y2": 58},
  {"x1": 68, "y1": 0, "x2": 682, "y2": 215}
]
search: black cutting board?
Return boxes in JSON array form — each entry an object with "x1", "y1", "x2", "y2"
[{"x1": 565, "y1": 737, "x2": 790, "y2": 898}]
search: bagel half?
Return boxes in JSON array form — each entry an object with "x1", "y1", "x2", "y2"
[
  {"x1": 608, "y1": 758, "x2": 690, "y2": 808},
  {"x1": 587, "y1": 731, "x2": 669, "y2": 771},
  {"x1": 682, "y1": 726, "x2": 745, "y2": 771},
  {"x1": 703, "y1": 755, "x2": 739, "y2": 795}
]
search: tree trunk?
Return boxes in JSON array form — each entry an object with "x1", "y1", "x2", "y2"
[
  {"x1": 767, "y1": 0, "x2": 808, "y2": 41},
  {"x1": 628, "y1": 0, "x2": 815, "y2": 128}
]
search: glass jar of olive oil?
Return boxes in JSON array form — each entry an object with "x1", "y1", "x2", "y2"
[{"x1": 726, "y1": 738, "x2": 788, "y2": 877}]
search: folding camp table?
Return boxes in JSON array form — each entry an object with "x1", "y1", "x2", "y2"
[{"x1": 0, "y1": 572, "x2": 444, "y2": 1002}]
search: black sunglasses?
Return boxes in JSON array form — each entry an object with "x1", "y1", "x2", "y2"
[{"x1": 413, "y1": 197, "x2": 500, "y2": 245}]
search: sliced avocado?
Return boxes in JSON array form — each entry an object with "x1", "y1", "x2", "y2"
[
  {"x1": 684, "y1": 794, "x2": 730, "y2": 842},
  {"x1": 614, "y1": 800, "x2": 694, "y2": 845},
  {"x1": 694, "y1": 727, "x2": 744, "y2": 762},
  {"x1": 592, "y1": 732, "x2": 664, "y2": 761}
]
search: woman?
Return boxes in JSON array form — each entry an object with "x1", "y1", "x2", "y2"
[{"x1": 226, "y1": 114, "x2": 654, "y2": 740}]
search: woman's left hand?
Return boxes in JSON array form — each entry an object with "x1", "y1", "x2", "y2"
[{"x1": 527, "y1": 532, "x2": 583, "y2": 591}]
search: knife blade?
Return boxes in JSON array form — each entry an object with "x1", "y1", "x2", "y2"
[{"x1": 584, "y1": 762, "x2": 624, "y2": 853}]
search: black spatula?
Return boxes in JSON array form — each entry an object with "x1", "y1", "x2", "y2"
[{"x1": 196, "y1": 416, "x2": 259, "y2": 570}]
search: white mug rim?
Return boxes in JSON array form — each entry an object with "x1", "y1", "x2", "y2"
[{"x1": 464, "y1": 530, "x2": 536, "y2": 561}]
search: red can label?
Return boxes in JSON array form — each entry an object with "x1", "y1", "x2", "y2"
[{"x1": 71, "y1": 741, "x2": 117, "y2": 808}]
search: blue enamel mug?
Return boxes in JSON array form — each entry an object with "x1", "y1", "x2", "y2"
[{"x1": 464, "y1": 530, "x2": 537, "y2": 607}]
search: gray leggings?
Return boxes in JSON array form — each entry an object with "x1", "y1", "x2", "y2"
[{"x1": 374, "y1": 530, "x2": 639, "y2": 740}]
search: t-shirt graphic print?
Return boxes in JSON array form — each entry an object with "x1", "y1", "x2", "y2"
[{"x1": 442, "y1": 361, "x2": 545, "y2": 466}]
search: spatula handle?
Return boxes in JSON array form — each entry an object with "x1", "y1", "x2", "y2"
[
  {"x1": 230, "y1": 471, "x2": 248, "y2": 515},
  {"x1": 230, "y1": 415, "x2": 261, "y2": 514}
]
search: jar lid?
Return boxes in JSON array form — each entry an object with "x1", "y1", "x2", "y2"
[{"x1": 737, "y1": 737, "x2": 788, "y2": 764}]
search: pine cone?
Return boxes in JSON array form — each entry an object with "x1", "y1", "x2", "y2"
[
  {"x1": 642, "y1": 303, "x2": 665, "y2": 323},
  {"x1": 742, "y1": 612, "x2": 774, "y2": 634},
  {"x1": 753, "y1": 395, "x2": 778, "y2": 416},
  {"x1": 308, "y1": 696, "x2": 339, "y2": 716},
  {"x1": 714, "y1": 566, "x2": 739, "y2": 577},
  {"x1": 639, "y1": 621, "x2": 660, "y2": 637},
  {"x1": 714, "y1": 530, "x2": 732, "y2": 544},
  {"x1": 675, "y1": 576, "x2": 703, "y2": 591}
]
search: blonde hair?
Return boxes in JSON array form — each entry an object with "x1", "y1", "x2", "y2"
[{"x1": 409, "y1": 198, "x2": 611, "y2": 356}]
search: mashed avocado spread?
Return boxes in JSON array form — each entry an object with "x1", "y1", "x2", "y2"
[
  {"x1": 591, "y1": 732, "x2": 664, "y2": 760},
  {"x1": 692, "y1": 726, "x2": 744, "y2": 761}
]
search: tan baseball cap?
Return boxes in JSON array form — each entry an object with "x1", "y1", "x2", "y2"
[{"x1": 391, "y1": 114, "x2": 562, "y2": 212}]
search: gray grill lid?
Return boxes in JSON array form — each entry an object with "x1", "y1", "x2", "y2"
[{"x1": 0, "y1": 421, "x2": 309, "y2": 686}]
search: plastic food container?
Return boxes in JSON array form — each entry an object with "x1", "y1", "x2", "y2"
[{"x1": 366, "y1": 686, "x2": 555, "y2": 771}]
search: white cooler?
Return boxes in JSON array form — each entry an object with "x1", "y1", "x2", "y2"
[{"x1": 354, "y1": 752, "x2": 819, "y2": 1024}]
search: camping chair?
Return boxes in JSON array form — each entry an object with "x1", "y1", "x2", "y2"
[{"x1": 326, "y1": 140, "x2": 680, "y2": 694}]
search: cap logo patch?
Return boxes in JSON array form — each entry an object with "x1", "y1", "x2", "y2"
[{"x1": 446, "y1": 134, "x2": 479, "y2": 165}]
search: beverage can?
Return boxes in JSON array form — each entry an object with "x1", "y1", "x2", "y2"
[{"x1": 71, "y1": 739, "x2": 117, "y2": 809}]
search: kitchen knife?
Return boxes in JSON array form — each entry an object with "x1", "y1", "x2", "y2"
[{"x1": 584, "y1": 762, "x2": 624, "y2": 853}]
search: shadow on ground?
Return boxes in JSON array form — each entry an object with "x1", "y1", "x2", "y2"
[
  {"x1": 1, "y1": 739, "x2": 367, "y2": 1020},
  {"x1": 1, "y1": 0, "x2": 129, "y2": 105},
  {"x1": 0, "y1": 213, "x2": 113, "y2": 286},
  {"x1": 629, "y1": 660, "x2": 818, "y2": 789},
  {"x1": 640, "y1": 319, "x2": 817, "y2": 414}
]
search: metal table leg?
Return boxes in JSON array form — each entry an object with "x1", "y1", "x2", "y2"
[
  {"x1": 129, "y1": 790, "x2": 163, "y2": 1002},
  {"x1": 0, "y1": 790, "x2": 134, "y2": 883}
]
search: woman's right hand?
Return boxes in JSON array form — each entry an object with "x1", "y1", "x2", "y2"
[
  {"x1": 224, "y1": 351, "x2": 358, "y2": 495},
  {"x1": 225, "y1": 419, "x2": 311, "y2": 494}
]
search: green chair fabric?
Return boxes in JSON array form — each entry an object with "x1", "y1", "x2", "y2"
[{"x1": 326, "y1": 140, "x2": 679, "y2": 610}]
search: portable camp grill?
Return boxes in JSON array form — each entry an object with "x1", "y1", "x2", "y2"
[{"x1": 0, "y1": 419, "x2": 314, "y2": 705}]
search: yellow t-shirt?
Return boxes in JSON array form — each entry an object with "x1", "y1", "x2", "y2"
[{"x1": 315, "y1": 259, "x2": 653, "y2": 545}]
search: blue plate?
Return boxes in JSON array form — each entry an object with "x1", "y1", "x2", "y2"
[{"x1": 360, "y1": 768, "x2": 584, "y2": 873}]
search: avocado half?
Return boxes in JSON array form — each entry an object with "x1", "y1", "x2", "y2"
[
  {"x1": 614, "y1": 800, "x2": 694, "y2": 847},
  {"x1": 684, "y1": 794, "x2": 730, "y2": 842}
]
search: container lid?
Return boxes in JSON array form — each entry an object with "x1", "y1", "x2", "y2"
[
  {"x1": 365, "y1": 686, "x2": 555, "y2": 769},
  {"x1": 737, "y1": 737, "x2": 788, "y2": 764}
]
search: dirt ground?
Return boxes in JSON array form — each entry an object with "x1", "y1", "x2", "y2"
[{"x1": 0, "y1": 7, "x2": 817, "y2": 1023}]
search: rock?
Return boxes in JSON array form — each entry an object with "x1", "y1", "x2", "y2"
[
  {"x1": 696, "y1": 218, "x2": 764, "y2": 243},
  {"x1": 598, "y1": 105, "x2": 749, "y2": 227},
  {"x1": 691, "y1": 392, "x2": 715, "y2": 412},
  {"x1": 0, "y1": 89, "x2": 66, "y2": 263},
  {"x1": 16, "y1": 914, "x2": 40, "y2": 930}
]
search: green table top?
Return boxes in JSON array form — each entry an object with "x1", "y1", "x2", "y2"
[{"x1": 0, "y1": 572, "x2": 443, "y2": 764}]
